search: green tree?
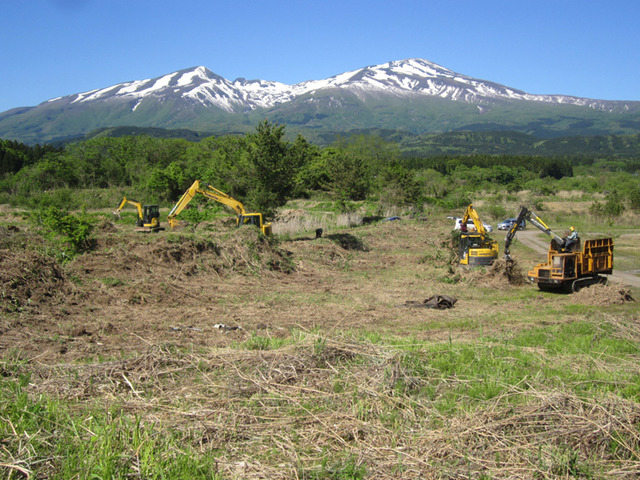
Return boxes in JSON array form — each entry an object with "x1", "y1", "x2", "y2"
[
  {"x1": 9, "y1": 153, "x2": 79, "y2": 195},
  {"x1": 629, "y1": 185, "x2": 640, "y2": 211},
  {"x1": 379, "y1": 163, "x2": 422, "y2": 207},
  {"x1": 589, "y1": 189, "x2": 625, "y2": 221},
  {"x1": 183, "y1": 135, "x2": 253, "y2": 196},
  {"x1": 324, "y1": 148, "x2": 370, "y2": 203},
  {"x1": 289, "y1": 135, "x2": 320, "y2": 197},
  {"x1": 33, "y1": 206, "x2": 95, "y2": 255},
  {"x1": 244, "y1": 120, "x2": 302, "y2": 216},
  {"x1": 148, "y1": 162, "x2": 187, "y2": 200},
  {"x1": 539, "y1": 159, "x2": 573, "y2": 179},
  {"x1": 295, "y1": 148, "x2": 329, "y2": 194},
  {"x1": 332, "y1": 134, "x2": 399, "y2": 176},
  {"x1": 0, "y1": 139, "x2": 61, "y2": 176}
]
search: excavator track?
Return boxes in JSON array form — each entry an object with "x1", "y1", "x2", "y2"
[{"x1": 571, "y1": 275, "x2": 608, "y2": 293}]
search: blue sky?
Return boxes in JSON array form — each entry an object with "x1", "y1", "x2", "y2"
[{"x1": 1, "y1": 0, "x2": 639, "y2": 113}]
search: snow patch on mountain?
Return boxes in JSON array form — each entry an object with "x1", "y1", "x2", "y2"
[{"x1": 56, "y1": 58, "x2": 631, "y2": 113}]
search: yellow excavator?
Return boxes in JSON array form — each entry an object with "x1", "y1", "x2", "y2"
[
  {"x1": 167, "y1": 180, "x2": 272, "y2": 236},
  {"x1": 458, "y1": 204, "x2": 499, "y2": 266},
  {"x1": 113, "y1": 196, "x2": 163, "y2": 232}
]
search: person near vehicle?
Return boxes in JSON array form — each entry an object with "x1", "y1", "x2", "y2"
[{"x1": 563, "y1": 226, "x2": 579, "y2": 251}]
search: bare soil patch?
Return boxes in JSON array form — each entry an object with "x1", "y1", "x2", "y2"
[
  {"x1": 0, "y1": 227, "x2": 297, "y2": 362},
  {"x1": 0, "y1": 248, "x2": 70, "y2": 313}
]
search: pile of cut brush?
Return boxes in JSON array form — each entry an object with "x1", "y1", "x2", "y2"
[
  {"x1": 0, "y1": 249, "x2": 69, "y2": 312},
  {"x1": 216, "y1": 228, "x2": 295, "y2": 274},
  {"x1": 572, "y1": 283, "x2": 635, "y2": 306},
  {"x1": 465, "y1": 257, "x2": 528, "y2": 288}
]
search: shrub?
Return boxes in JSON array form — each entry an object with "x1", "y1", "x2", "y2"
[
  {"x1": 485, "y1": 204, "x2": 508, "y2": 220},
  {"x1": 589, "y1": 190, "x2": 625, "y2": 221},
  {"x1": 629, "y1": 185, "x2": 640, "y2": 211},
  {"x1": 32, "y1": 206, "x2": 95, "y2": 254}
]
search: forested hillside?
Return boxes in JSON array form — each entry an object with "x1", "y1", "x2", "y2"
[
  {"x1": 2, "y1": 122, "x2": 640, "y2": 219},
  {"x1": 55, "y1": 125, "x2": 640, "y2": 158}
]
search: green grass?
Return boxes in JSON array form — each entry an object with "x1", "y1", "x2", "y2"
[
  {"x1": 99, "y1": 276, "x2": 125, "y2": 287},
  {"x1": 3, "y1": 310, "x2": 640, "y2": 478},
  {"x1": 509, "y1": 319, "x2": 639, "y2": 356},
  {"x1": 354, "y1": 316, "x2": 640, "y2": 414},
  {"x1": 0, "y1": 376, "x2": 222, "y2": 479},
  {"x1": 301, "y1": 454, "x2": 367, "y2": 480},
  {"x1": 234, "y1": 333, "x2": 292, "y2": 351}
]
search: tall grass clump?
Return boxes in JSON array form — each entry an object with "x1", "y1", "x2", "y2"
[
  {"x1": 336, "y1": 211, "x2": 363, "y2": 228},
  {"x1": 0, "y1": 374, "x2": 222, "y2": 479}
]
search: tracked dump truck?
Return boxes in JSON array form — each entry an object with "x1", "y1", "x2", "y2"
[
  {"x1": 505, "y1": 206, "x2": 613, "y2": 292},
  {"x1": 528, "y1": 238, "x2": 614, "y2": 292}
]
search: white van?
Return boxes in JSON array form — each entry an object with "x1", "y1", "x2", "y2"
[{"x1": 450, "y1": 217, "x2": 493, "y2": 233}]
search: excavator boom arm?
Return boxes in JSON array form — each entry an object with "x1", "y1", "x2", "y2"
[
  {"x1": 461, "y1": 204, "x2": 487, "y2": 236},
  {"x1": 167, "y1": 181, "x2": 199, "y2": 222},
  {"x1": 113, "y1": 196, "x2": 143, "y2": 219},
  {"x1": 504, "y1": 206, "x2": 564, "y2": 258},
  {"x1": 167, "y1": 180, "x2": 247, "y2": 229},
  {"x1": 198, "y1": 187, "x2": 245, "y2": 215}
]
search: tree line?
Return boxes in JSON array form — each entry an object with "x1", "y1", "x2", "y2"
[{"x1": 1, "y1": 121, "x2": 639, "y2": 216}]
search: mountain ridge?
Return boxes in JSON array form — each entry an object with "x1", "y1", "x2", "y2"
[
  {"x1": 53, "y1": 125, "x2": 640, "y2": 159},
  {"x1": 38, "y1": 59, "x2": 639, "y2": 112},
  {"x1": 2, "y1": 58, "x2": 640, "y2": 144}
]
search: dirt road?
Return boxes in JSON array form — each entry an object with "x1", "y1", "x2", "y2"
[{"x1": 514, "y1": 230, "x2": 640, "y2": 289}]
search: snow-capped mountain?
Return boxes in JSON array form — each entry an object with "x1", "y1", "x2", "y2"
[
  {"x1": 52, "y1": 59, "x2": 632, "y2": 113},
  {"x1": 285, "y1": 59, "x2": 629, "y2": 111},
  {"x1": 58, "y1": 66, "x2": 292, "y2": 112},
  {"x1": 2, "y1": 58, "x2": 639, "y2": 144}
]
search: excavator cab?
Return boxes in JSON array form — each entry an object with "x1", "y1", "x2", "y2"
[
  {"x1": 459, "y1": 234, "x2": 499, "y2": 266},
  {"x1": 142, "y1": 205, "x2": 160, "y2": 227},
  {"x1": 238, "y1": 213, "x2": 273, "y2": 236},
  {"x1": 238, "y1": 214, "x2": 261, "y2": 227},
  {"x1": 135, "y1": 204, "x2": 162, "y2": 231}
]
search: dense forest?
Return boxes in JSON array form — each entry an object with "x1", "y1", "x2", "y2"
[{"x1": 1, "y1": 121, "x2": 640, "y2": 219}]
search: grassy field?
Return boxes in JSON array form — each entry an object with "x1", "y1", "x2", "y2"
[{"x1": 1, "y1": 197, "x2": 639, "y2": 479}]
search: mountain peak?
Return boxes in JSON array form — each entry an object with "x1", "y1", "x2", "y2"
[
  {"x1": 381, "y1": 58, "x2": 454, "y2": 74},
  {"x1": 47, "y1": 58, "x2": 628, "y2": 111},
  {"x1": 2, "y1": 58, "x2": 639, "y2": 144}
]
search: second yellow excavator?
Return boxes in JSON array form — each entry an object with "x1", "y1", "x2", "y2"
[
  {"x1": 457, "y1": 204, "x2": 499, "y2": 266},
  {"x1": 113, "y1": 196, "x2": 163, "y2": 232},
  {"x1": 167, "y1": 180, "x2": 272, "y2": 236}
]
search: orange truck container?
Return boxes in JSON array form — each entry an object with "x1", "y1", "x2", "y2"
[{"x1": 527, "y1": 238, "x2": 613, "y2": 292}]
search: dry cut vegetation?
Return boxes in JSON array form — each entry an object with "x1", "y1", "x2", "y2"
[{"x1": 1, "y1": 213, "x2": 640, "y2": 479}]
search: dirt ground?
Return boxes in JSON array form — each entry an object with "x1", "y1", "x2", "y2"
[
  {"x1": 0, "y1": 223, "x2": 411, "y2": 359},
  {"x1": 1, "y1": 223, "x2": 301, "y2": 362},
  {"x1": 1, "y1": 217, "x2": 636, "y2": 363},
  {"x1": 2, "y1": 214, "x2": 640, "y2": 478}
]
